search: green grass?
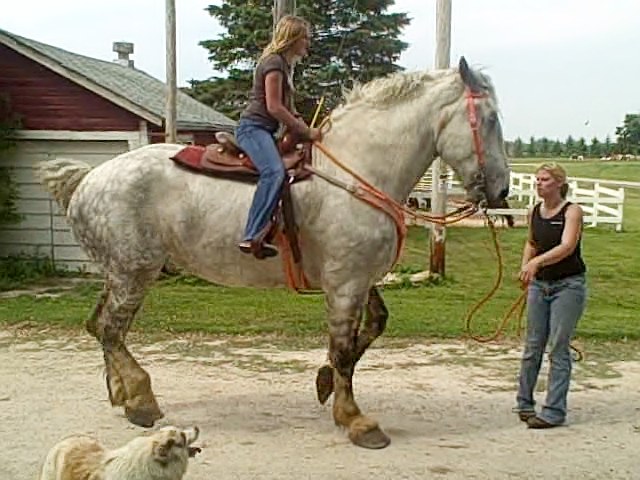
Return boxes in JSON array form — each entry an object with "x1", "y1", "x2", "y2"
[{"x1": 1, "y1": 160, "x2": 639, "y2": 341}]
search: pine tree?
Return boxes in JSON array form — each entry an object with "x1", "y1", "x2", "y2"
[
  {"x1": 511, "y1": 137, "x2": 523, "y2": 158},
  {"x1": 539, "y1": 137, "x2": 550, "y2": 157},
  {"x1": 589, "y1": 137, "x2": 601, "y2": 158},
  {"x1": 615, "y1": 113, "x2": 640, "y2": 155},
  {"x1": 527, "y1": 136, "x2": 537, "y2": 157},
  {"x1": 604, "y1": 135, "x2": 613, "y2": 155},
  {"x1": 565, "y1": 135, "x2": 575, "y2": 156},
  {"x1": 185, "y1": 0, "x2": 410, "y2": 120}
]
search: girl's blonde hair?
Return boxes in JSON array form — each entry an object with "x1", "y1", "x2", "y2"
[
  {"x1": 537, "y1": 162, "x2": 569, "y2": 198},
  {"x1": 259, "y1": 15, "x2": 310, "y2": 61}
]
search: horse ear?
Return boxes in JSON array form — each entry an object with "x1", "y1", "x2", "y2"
[{"x1": 458, "y1": 56, "x2": 482, "y2": 93}]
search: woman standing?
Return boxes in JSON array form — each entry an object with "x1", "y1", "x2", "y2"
[
  {"x1": 236, "y1": 15, "x2": 322, "y2": 258},
  {"x1": 515, "y1": 163, "x2": 587, "y2": 428}
]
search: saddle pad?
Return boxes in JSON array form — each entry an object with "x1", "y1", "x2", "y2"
[
  {"x1": 170, "y1": 145, "x2": 260, "y2": 182},
  {"x1": 171, "y1": 145, "x2": 206, "y2": 170}
]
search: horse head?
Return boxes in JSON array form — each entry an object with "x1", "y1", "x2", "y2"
[{"x1": 434, "y1": 57, "x2": 511, "y2": 208}]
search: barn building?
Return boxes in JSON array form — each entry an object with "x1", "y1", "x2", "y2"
[{"x1": 0, "y1": 29, "x2": 235, "y2": 270}]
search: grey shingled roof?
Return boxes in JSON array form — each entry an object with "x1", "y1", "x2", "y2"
[{"x1": 0, "y1": 29, "x2": 235, "y2": 131}]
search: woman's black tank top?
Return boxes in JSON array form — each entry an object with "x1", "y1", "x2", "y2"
[{"x1": 531, "y1": 202, "x2": 586, "y2": 281}]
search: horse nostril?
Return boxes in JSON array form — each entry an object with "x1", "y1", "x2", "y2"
[{"x1": 499, "y1": 187, "x2": 509, "y2": 199}]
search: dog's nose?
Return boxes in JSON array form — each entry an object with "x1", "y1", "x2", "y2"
[{"x1": 499, "y1": 187, "x2": 509, "y2": 199}]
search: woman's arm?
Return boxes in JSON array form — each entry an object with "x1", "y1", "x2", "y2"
[
  {"x1": 521, "y1": 241, "x2": 536, "y2": 269},
  {"x1": 264, "y1": 71, "x2": 321, "y2": 140},
  {"x1": 518, "y1": 207, "x2": 536, "y2": 285}
]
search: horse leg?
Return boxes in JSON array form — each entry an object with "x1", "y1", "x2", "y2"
[
  {"x1": 93, "y1": 271, "x2": 163, "y2": 427},
  {"x1": 325, "y1": 288, "x2": 390, "y2": 449},
  {"x1": 85, "y1": 277, "x2": 110, "y2": 338},
  {"x1": 85, "y1": 276, "x2": 127, "y2": 407},
  {"x1": 316, "y1": 287, "x2": 388, "y2": 405}
]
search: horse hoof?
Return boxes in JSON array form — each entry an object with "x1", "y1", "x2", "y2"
[
  {"x1": 350, "y1": 426, "x2": 391, "y2": 450},
  {"x1": 315, "y1": 365, "x2": 334, "y2": 404},
  {"x1": 125, "y1": 405, "x2": 164, "y2": 428}
]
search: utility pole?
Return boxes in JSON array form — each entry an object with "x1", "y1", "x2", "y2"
[
  {"x1": 274, "y1": 0, "x2": 296, "y2": 26},
  {"x1": 429, "y1": 0, "x2": 452, "y2": 275},
  {"x1": 165, "y1": 0, "x2": 177, "y2": 143}
]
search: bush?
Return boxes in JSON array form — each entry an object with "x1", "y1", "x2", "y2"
[
  {"x1": 0, "y1": 255, "x2": 65, "y2": 291},
  {"x1": 0, "y1": 167, "x2": 20, "y2": 225}
]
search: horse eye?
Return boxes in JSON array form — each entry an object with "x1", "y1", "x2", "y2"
[{"x1": 487, "y1": 112, "x2": 498, "y2": 125}]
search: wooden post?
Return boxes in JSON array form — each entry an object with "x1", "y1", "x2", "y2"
[
  {"x1": 429, "y1": 0, "x2": 452, "y2": 275},
  {"x1": 165, "y1": 0, "x2": 177, "y2": 143},
  {"x1": 273, "y1": 0, "x2": 296, "y2": 106},
  {"x1": 274, "y1": 0, "x2": 296, "y2": 26}
]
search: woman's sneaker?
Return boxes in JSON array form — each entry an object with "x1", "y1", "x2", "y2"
[
  {"x1": 527, "y1": 416, "x2": 562, "y2": 429},
  {"x1": 238, "y1": 240, "x2": 278, "y2": 258},
  {"x1": 238, "y1": 241, "x2": 252, "y2": 254},
  {"x1": 517, "y1": 410, "x2": 537, "y2": 422}
]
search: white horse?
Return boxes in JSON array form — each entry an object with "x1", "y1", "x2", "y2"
[{"x1": 36, "y1": 57, "x2": 510, "y2": 449}]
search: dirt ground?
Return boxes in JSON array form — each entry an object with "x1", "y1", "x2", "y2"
[{"x1": 1, "y1": 328, "x2": 639, "y2": 480}]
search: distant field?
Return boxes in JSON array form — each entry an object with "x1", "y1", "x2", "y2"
[{"x1": 510, "y1": 158, "x2": 640, "y2": 184}]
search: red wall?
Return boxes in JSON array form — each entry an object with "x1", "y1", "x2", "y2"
[
  {"x1": 147, "y1": 125, "x2": 217, "y2": 146},
  {"x1": 0, "y1": 43, "x2": 143, "y2": 131}
]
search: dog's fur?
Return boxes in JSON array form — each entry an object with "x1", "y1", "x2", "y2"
[{"x1": 39, "y1": 426, "x2": 200, "y2": 480}]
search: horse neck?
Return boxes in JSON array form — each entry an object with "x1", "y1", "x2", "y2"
[{"x1": 317, "y1": 80, "x2": 454, "y2": 201}]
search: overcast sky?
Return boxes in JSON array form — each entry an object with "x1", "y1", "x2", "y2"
[{"x1": 2, "y1": 0, "x2": 638, "y2": 142}]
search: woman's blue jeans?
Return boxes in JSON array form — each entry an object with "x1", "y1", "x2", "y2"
[
  {"x1": 235, "y1": 119, "x2": 285, "y2": 242},
  {"x1": 516, "y1": 274, "x2": 587, "y2": 424}
]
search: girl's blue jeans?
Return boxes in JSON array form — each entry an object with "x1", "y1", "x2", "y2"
[
  {"x1": 235, "y1": 119, "x2": 285, "y2": 242},
  {"x1": 516, "y1": 274, "x2": 587, "y2": 424}
]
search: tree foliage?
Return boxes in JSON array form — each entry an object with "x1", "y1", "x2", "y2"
[
  {"x1": 510, "y1": 137, "x2": 523, "y2": 157},
  {"x1": 185, "y1": 0, "x2": 410, "y2": 120},
  {"x1": 615, "y1": 113, "x2": 640, "y2": 155},
  {"x1": 589, "y1": 137, "x2": 601, "y2": 157}
]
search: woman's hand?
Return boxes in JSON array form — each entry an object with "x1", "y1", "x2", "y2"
[
  {"x1": 307, "y1": 127, "x2": 322, "y2": 141},
  {"x1": 519, "y1": 258, "x2": 542, "y2": 285}
]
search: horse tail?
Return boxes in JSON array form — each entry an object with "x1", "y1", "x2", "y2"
[{"x1": 35, "y1": 158, "x2": 92, "y2": 212}]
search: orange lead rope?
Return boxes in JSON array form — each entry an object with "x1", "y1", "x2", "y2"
[
  {"x1": 464, "y1": 215, "x2": 584, "y2": 361},
  {"x1": 464, "y1": 216, "x2": 527, "y2": 342}
]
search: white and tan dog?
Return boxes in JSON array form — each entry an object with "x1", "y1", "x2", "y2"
[{"x1": 39, "y1": 426, "x2": 201, "y2": 480}]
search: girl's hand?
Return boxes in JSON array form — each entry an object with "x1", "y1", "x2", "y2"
[
  {"x1": 307, "y1": 127, "x2": 322, "y2": 141},
  {"x1": 519, "y1": 258, "x2": 541, "y2": 285}
]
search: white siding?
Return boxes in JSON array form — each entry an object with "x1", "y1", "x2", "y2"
[{"x1": 0, "y1": 138, "x2": 130, "y2": 271}]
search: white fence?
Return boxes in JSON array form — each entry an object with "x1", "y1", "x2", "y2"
[
  {"x1": 409, "y1": 170, "x2": 626, "y2": 231},
  {"x1": 510, "y1": 173, "x2": 625, "y2": 231},
  {"x1": 409, "y1": 166, "x2": 465, "y2": 208}
]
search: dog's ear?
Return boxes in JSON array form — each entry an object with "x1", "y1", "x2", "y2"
[{"x1": 183, "y1": 426, "x2": 199, "y2": 445}]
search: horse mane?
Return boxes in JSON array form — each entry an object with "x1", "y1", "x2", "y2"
[
  {"x1": 343, "y1": 71, "x2": 446, "y2": 108},
  {"x1": 330, "y1": 66, "x2": 497, "y2": 120}
]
